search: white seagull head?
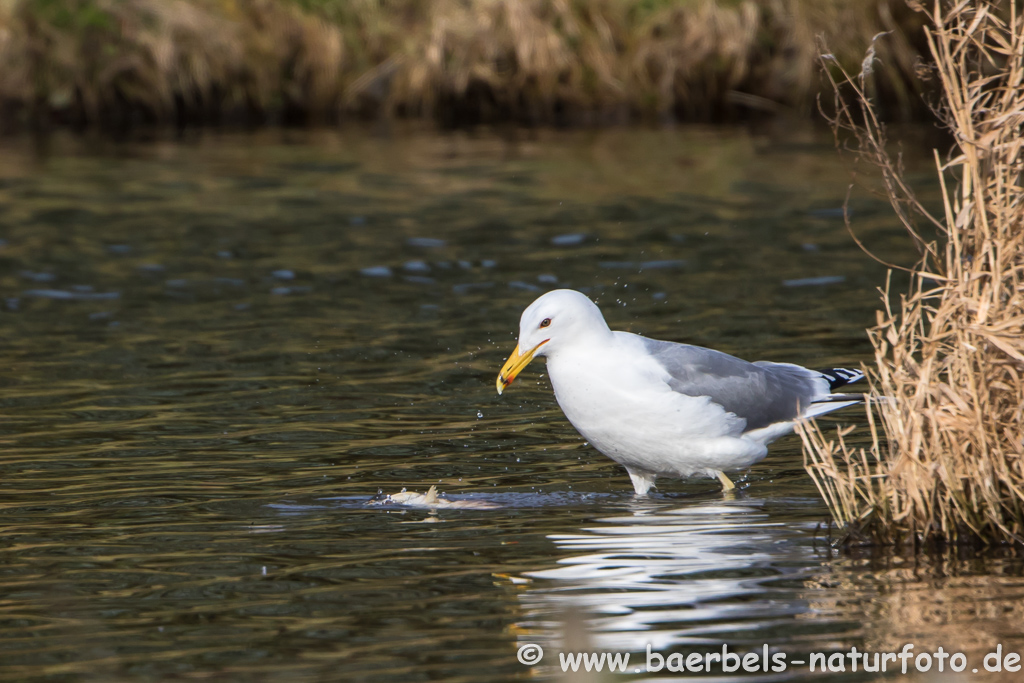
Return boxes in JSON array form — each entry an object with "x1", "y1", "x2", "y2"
[{"x1": 496, "y1": 289, "x2": 610, "y2": 394}]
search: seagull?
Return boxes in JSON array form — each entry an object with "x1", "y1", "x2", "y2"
[{"x1": 495, "y1": 289, "x2": 864, "y2": 494}]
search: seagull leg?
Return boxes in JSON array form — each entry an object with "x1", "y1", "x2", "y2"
[
  {"x1": 716, "y1": 471, "x2": 736, "y2": 491},
  {"x1": 626, "y1": 468, "x2": 656, "y2": 496}
]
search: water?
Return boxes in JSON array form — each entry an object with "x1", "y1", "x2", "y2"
[{"x1": 1, "y1": 126, "x2": 1022, "y2": 682}]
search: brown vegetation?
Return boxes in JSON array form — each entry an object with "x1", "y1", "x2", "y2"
[
  {"x1": 800, "y1": 1, "x2": 1024, "y2": 546},
  {"x1": 0, "y1": 0, "x2": 928, "y2": 131}
]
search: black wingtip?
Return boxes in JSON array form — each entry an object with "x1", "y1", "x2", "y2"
[{"x1": 818, "y1": 367, "x2": 865, "y2": 390}]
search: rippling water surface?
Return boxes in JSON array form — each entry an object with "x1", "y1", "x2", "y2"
[{"x1": 1, "y1": 127, "x2": 1022, "y2": 681}]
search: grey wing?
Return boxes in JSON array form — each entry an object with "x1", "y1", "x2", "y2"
[{"x1": 640, "y1": 337, "x2": 829, "y2": 431}]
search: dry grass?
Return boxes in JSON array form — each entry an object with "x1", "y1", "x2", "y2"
[
  {"x1": 0, "y1": 0, "x2": 929, "y2": 130},
  {"x1": 0, "y1": 0, "x2": 348, "y2": 128},
  {"x1": 799, "y1": 0, "x2": 1024, "y2": 546}
]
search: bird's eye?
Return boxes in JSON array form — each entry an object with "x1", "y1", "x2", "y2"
[{"x1": 539, "y1": 318, "x2": 551, "y2": 328}]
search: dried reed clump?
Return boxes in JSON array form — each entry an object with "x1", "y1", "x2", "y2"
[
  {"x1": 799, "y1": 1, "x2": 1024, "y2": 546},
  {"x1": 0, "y1": 0, "x2": 930, "y2": 130},
  {"x1": 392, "y1": 0, "x2": 585, "y2": 123},
  {"x1": 387, "y1": 0, "x2": 928, "y2": 123},
  {"x1": 0, "y1": 0, "x2": 347, "y2": 128}
]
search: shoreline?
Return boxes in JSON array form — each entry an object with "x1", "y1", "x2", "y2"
[{"x1": 0, "y1": 0, "x2": 931, "y2": 133}]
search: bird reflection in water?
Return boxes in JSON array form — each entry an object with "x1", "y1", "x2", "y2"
[{"x1": 511, "y1": 496, "x2": 815, "y2": 660}]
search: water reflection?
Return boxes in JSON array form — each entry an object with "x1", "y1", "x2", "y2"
[
  {"x1": 0, "y1": 126, "x2": 1012, "y2": 682},
  {"x1": 516, "y1": 496, "x2": 818, "y2": 655},
  {"x1": 517, "y1": 503, "x2": 1024, "y2": 680},
  {"x1": 805, "y1": 551, "x2": 1024, "y2": 674}
]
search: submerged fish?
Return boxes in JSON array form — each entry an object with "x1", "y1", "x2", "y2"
[{"x1": 366, "y1": 485, "x2": 501, "y2": 510}]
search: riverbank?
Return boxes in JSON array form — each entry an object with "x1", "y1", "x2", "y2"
[{"x1": 0, "y1": 0, "x2": 929, "y2": 132}]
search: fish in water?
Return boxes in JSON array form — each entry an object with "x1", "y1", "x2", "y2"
[{"x1": 366, "y1": 485, "x2": 501, "y2": 510}]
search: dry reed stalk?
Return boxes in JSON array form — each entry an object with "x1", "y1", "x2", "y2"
[{"x1": 799, "y1": 0, "x2": 1024, "y2": 546}]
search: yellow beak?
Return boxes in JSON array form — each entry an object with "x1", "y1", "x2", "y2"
[{"x1": 496, "y1": 340, "x2": 548, "y2": 395}]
